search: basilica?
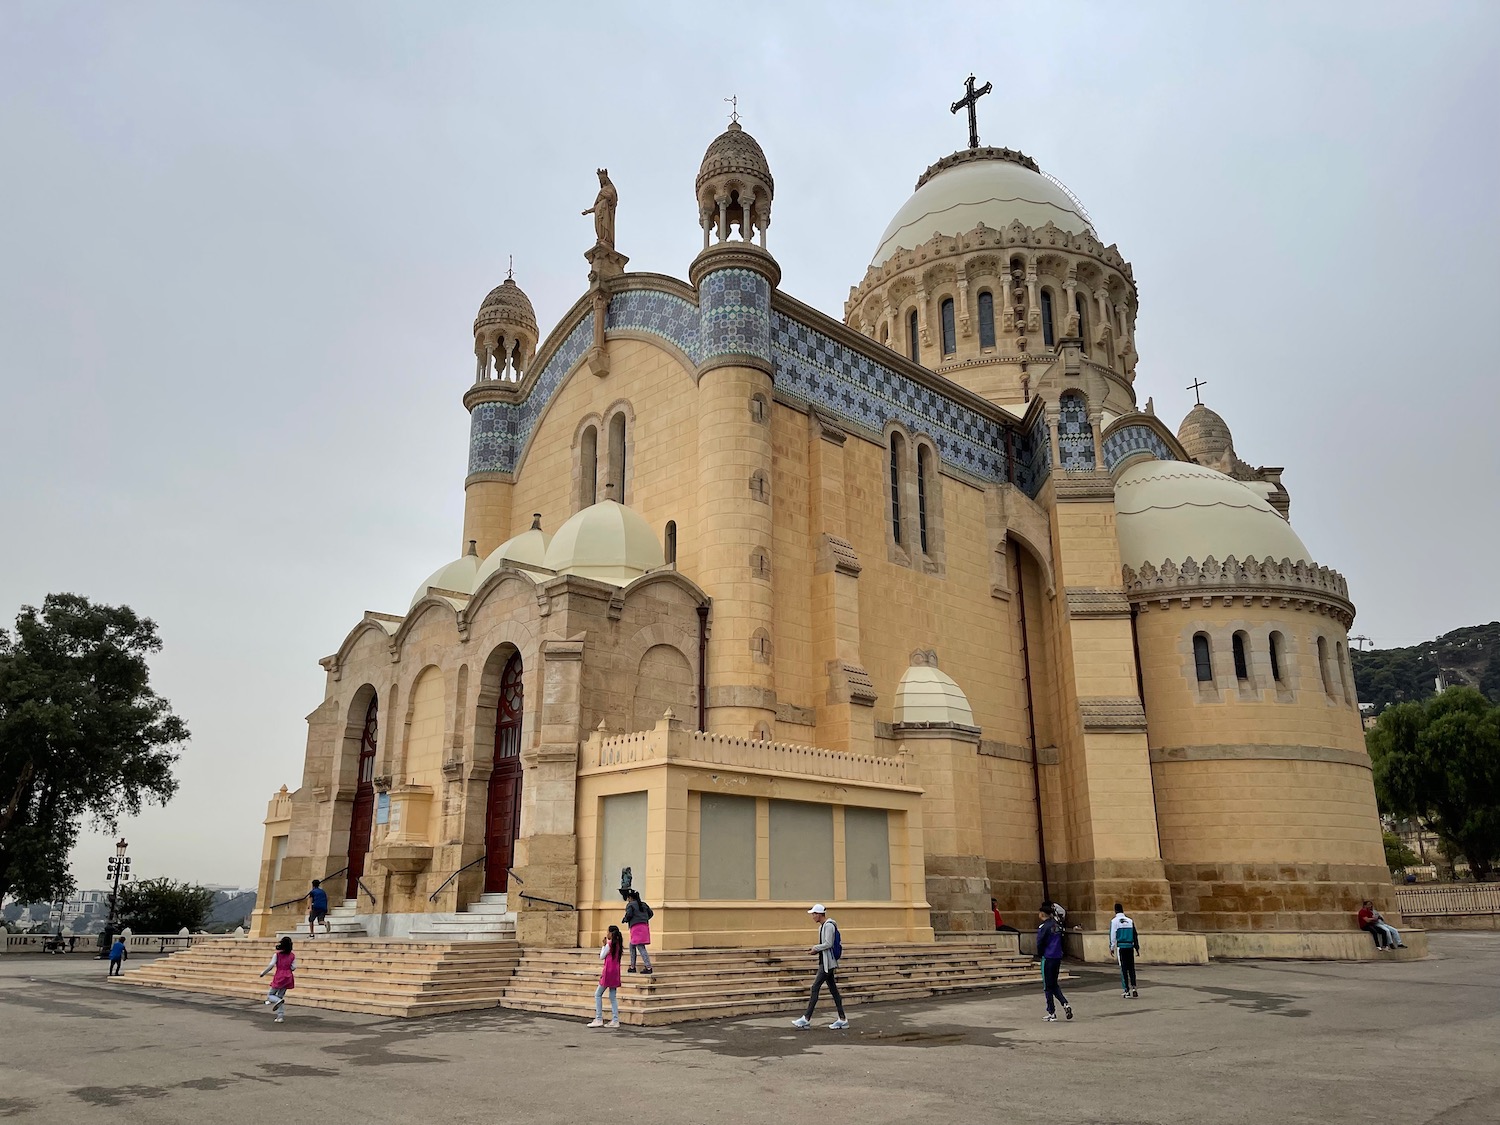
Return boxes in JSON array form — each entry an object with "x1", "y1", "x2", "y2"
[{"x1": 250, "y1": 94, "x2": 1399, "y2": 962}]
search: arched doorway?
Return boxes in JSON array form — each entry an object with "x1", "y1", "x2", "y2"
[
  {"x1": 485, "y1": 652, "x2": 525, "y2": 894},
  {"x1": 347, "y1": 695, "x2": 378, "y2": 901}
]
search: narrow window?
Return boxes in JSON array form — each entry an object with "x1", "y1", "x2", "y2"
[
  {"x1": 1337, "y1": 642, "x2": 1354, "y2": 706},
  {"x1": 908, "y1": 310, "x2": 919, "y2": 363},
  {"x1": 917, "y1": 445, "x2": 930, "y2": 554},
  {"x1": 1232, "y1": 632, "x2": 1250, "y2": 682},
  {"x1": 978, "y1": 291, "x2": 996, "y2": 348},
  {"x1": 1075, "y1": 294, "x2": 1088, "y2": 353},
  {"x1": 664, "y1": 520, "x2": 677, "y2": 565},
  {"x1": 880, "y1": 322, "x2": 889, "y2": 344},
  {"x1": 607, "y1": 413, "x2": 626, "y2": 504},
  {"x1": 940, "y1": 298, "x2": 956, "y2": 355},
  {"x1": 889, "y1": 433, "x2": 904, "y2": 545},
  {"x1": 1193, "y1": 633, "x2": 1213, "y2": 683},
  {"x1": 1269, "y1": 631, "x2": 1284, "y2": 684},
  {"x1": 1041, "y1": 290, "x2": 1055, "y2": 347},
  {"x1": 580, "y1": 425, "x2": 598, "y2": 507},
  {"x1": 1317, "y1": 637, "x2": 1334, "y2": 697}
]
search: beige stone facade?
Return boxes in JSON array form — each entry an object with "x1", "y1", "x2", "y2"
[{"x1": 251, "y1": 115, "x2": 1397, "y2": 959}]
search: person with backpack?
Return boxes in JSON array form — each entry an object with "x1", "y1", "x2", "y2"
[
  {"x1": 792, "y1": 904, "x2": 849, "y2": 1030},
  {"x1": 622, "y1": 889, "x2": 655, "y2": 974},
  {"x1": 1109, "y1": 902, "x2": 1141, "y2": 998},
  {"x1": 1034, "y1": 902, "x2": 1072, "y2": 1022}
]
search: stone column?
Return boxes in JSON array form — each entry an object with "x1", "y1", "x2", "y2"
[
  {"x1": 461, "y1": 380, "x2": 518, "y2": 558},
  {"x1": 896, "y1": 723, "x2": 987, "y2": 933}
]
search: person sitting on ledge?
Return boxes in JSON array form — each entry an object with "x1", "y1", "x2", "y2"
[{"x1": 1357, "y1": 900, "x2": 1406, "y2": 949}]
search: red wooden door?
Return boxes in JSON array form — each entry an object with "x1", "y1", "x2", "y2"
[
  {"x1": 346, "y1": 696, "x2": 378, "y2": 901},
  {"x1": 484, "y1": 653, "x2": 524, "y2": 894}
]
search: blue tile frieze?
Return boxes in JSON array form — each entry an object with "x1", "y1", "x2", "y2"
[
  {"x1": 700, "y1": 269, "x2": 772, "y2": 364},
  {"x1": 1102, "y1": 423, "x2": 1174, "y2": 471},
  {"x1": 467, "y1": 316, "x2": 593, "y2": 475},
  {"x1": 1057, "y1": 393, "x2": 1096, "y2": 472},
  {"x1": 606, "y1": 288, "x2": 703, "y2": 363}
]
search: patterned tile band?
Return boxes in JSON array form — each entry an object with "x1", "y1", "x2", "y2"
[
  {"x1": 606, "y1": 288, "x2": 703, "y2": 363},
  {"x1": 468, "y1": 317, "x2": 593, "y2": 474},
  {"x1": 700, "y1": 268, "x2": 772, "y2": 363},
  {"x1": 1023, "y1": 409, "x2": 1051, "y2": 493},
  {"x1": 1102, "y1": 423, "x2": 1173, "y2": 471},
  {"x1": 1057, "y1": 392, "x2": 1096, "y2": 472}
]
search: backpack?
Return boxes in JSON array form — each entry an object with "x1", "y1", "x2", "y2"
[{"x1": 830, "y1": 922, "x2": 843, "y2": 961}]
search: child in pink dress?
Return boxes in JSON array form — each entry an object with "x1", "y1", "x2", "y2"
[
  {"x1": 588, "y1": 925, "x2": 624, "y2": 1028},
  {"x1": 259, "y1": 936, "x2": 296, "y2": 1023}
]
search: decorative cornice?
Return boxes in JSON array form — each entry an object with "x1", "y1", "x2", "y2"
[
  {"x1": 1150, "y1": 743, "x2": 1371, "y2": 771},
  {"x1": 1050, "y1": 472, "x2": 1115, "y2": 502},
  {"x1": 1121, "y1": 556, "x2": 1355, "y2": 628},
  {"x1": 915, "y1": 147, "x2": 1040, "y2": 189},
  {"x1": 689, "y1": 241, "x2": 781, "y2": 289},
  {"x1": 1078, "y1": 696, "x2": 1148, "y2": 733},
  {"x1": 1064, "y1": 587, "x2": 1131, "y2": 619}
]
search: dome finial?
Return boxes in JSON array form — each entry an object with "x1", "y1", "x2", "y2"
[
  {"x1": 531, "y1": 512, "x2": 543, "y2": 531},
  {"x1": 950, "y1": 74, "x2": 993, "y2": 150},
  {"x1": 1187, "y1": 377, "x2": 1208, "y2": 406},
  {"x1": 724, "y1": 94, "x2": 740, "y2": 125}
]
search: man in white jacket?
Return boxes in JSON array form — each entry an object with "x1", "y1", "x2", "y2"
[{"x1": 792, "y1": 904, "x2": 849, "y2": 1030}]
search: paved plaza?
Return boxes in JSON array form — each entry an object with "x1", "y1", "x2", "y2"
[{"x1": 3, "y1": 933, "x2": 1496, "y2": 1125}]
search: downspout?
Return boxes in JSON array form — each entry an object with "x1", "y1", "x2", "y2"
[
  {"x1": 696, "y1": 604, "x2": 709, "y2": 733},
  {"x1": 1130, "y1": 603, "x2": 1165, "y2": 860},
  {"x1": 1014, "y1": 544, "x2": 1050, "y2": 904}
]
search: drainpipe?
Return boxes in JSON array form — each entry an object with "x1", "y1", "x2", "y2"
[
  {"x1": 696, "y1": 604, "x2": 709, "y2": 733},
  {"x1": 1014, "y1": 544, "x2": 1050, "y2": 904}
]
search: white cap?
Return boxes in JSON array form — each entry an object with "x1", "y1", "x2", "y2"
[{"x1": 808, "y1": 904, "x2": 826, "y2": 914}]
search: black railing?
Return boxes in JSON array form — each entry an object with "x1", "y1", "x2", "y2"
[
  {"x1": 428, "y1": 856, "x2": 487, "y2": 903},
  {"x1": 266, "y1": 865, "x2": 349, "y2": 911},
  {"x1": 507, "y1": 867, "x2": 573, "y2": 910},
  {"x1": 358, "y1": 879, "x2": 376, "y2": 903}
]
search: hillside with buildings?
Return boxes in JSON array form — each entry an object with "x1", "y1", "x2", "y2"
[{"x1": 1353, "y1": 622, "x2": 1500, "y2": 712}]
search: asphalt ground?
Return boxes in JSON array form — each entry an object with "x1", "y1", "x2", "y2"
[{"x1": 2, "y1": 932, "x2": 1495, "y2": 1125}]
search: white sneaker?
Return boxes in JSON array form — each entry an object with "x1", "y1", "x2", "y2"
[
  {"x1": 828, "y1": 1019, "x2": 849, "y2": 1030},
  {"x1": 608, "y1": 1019, "x2": 620, "y2": 1028},
  {"x1": 587, "y1": 1019, "x2": 604, "y2": 1028},
  {"x1": 1043, "y1": 1012, "x2": 1057, "y2": 1022},
  {"x1": 791, "y1": 1016, "x2": 811, "y2": 1029},
  {"x1": 274, "y1": 1015, "x2": 284, "y2": 1023}
]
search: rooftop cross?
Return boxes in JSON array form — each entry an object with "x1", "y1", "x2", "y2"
[
  {"x1": 507, "y1": 254, "x2": 514, "y2": 281},
  {"x1": 1187, "y1": 377, "x2": 1208, "y2": 405},
  {"x1": 950, "y1": 74, "x2": 992, "y2": 150},
  {"x1": 724, "y1": 95, "x2": 740, "y2": 125}
]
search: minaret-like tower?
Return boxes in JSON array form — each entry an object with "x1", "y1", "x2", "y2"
[{"x1": 462, "y1": 271, "x2": 539, "y2": 557}]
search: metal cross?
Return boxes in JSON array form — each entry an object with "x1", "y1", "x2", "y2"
[
  {"x1": 950, "y1": 74, "x2": 992, "y2": 149},
  {"x1": 507, "y1": 254, "x2": 514, "y2": 281},
  {"x1": 1187, "y1": 377, "x2": 1208, "y2": 405},
  {"x1": 724, "y1": 95, "x2": 740, "y2": 125}
]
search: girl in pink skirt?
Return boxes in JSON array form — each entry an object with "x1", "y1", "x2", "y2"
[
  {"x1": 589, "y1": 925, "x2": 624, "y2": 1028},
  {"x1": 259, "y1": 936, "x2": 296, "y2": 1023}
]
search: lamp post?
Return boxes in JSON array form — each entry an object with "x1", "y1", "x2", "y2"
[{"x1": 102, "y1": 838, "x2": 129, "y2": 955}]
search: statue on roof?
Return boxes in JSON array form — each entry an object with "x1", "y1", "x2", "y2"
[{"x1": 582, "y1": 168, "x2": 618, "y2": 249}]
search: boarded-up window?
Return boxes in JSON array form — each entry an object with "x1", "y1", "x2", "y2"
[
  {"x1": 600, "y1": 792, "x2": 648, "y2": 901},
  {"x1": 769, "y1": 800, "x2": 833, "y2": 902},
  {"x1": 630, "y1": 645, "x2": 695, "y2": 731},
  {"x1": 844, "y1": 807, "x2": 891, "y2": 901},
  {"x1": 699, "y1": 794, "x2": 756, "y2": 899}
]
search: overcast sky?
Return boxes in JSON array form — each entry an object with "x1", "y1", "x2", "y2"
[{"x1": 2, "y1": 2, "x2": 1496, "y2": 891}]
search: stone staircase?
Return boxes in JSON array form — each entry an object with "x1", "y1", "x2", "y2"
[
  {"x1": 116, "y1": 937, "x2": 522, "y2": 1018},
  {"x1": 503, "y1": 939, "x2": 1044, "y2": 1025},
  {"x1": 408, "y1": 893, "x2": 517, "y2": 942},
  {"x1": 278, "y1": 898, "x2": 367, "y2": 939}
]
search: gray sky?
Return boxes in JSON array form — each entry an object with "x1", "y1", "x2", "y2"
[{"x1": 2, "y1": 2, "x2": 1496, "y2": 891}]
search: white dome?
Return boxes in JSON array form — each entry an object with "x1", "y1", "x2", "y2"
[
  {"x1": 893, "y1": 664, "x2": 975, "y2": 727},
  {"x1": 872, "y1": 151, "x2": 1093, "y2": 267},
  {"x1": 542, "y1": 500, "x2": 664, "y2": 586},
  {"x1": 476, "y1": 522, "x2": 552, "y2": 587},
  {"x1": 1113, "y1": 460, "x2": 1312, "y2": 571},
  {"x1": 409, "y1": 552, "x2": 481, "y2": 609}
]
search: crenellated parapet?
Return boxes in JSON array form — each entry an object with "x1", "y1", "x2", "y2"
[{"x1": 1122, "y1": 555, "x2": 1355, "y2": 627}]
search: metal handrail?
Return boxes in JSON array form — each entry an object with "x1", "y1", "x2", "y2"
[
  {"x1": 266, "y1": 865, "x2": 349, "y2": 911},
  {"x1": 428, "y1": 856, "x2": 487, "y2": 902},
  {"x1": 519, "y1": 892, "x2": 576, "y2": 911},
  {"x1": 358, "y1": 879, "x2": 376, "y2": 903},
  {"x1": 507, "y1": 868, "x2": 523, "y2": 885}
]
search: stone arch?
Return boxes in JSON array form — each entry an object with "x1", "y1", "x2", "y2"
[
  {"x1": 602, "y1": 398, "x2": 636, "y2": 505},
  {"x1": 630, "y1": 643, "x2": 697, "y2": 731},
  {"x1": 336, "y1": 682, "x2": 380, "y2": 794},
  {"x1": 572, "y1": 412, "x2": 603, "y2": 510},
  {"x1": 399, "y1": 664, "x2": 447, "y2": 792}
]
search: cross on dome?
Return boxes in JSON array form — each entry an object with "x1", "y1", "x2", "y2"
[
  {"x1": 1187, "y1": 377, "x2": 1208, "y2": 405},
  {"x1": 950, "y1": 74, "x2": 993, "y2": 150},
  {"x1": 724, "y1": 94, "x2": 740, "y2": 125}
]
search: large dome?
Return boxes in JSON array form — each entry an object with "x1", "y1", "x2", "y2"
[
  {"x1": 1113, "y1": 460, "x2": 1312, "y2": 571},
  {"x1": 871, "y1": 148, "x2": 1093, "y2": 267},
  {"x1": 474, "y1": 277, "x2": 537, "y2": 336},
  {"x1": 696, "y1": 121, "x2": 774, "y2": 195},
  {"x1": 542, "y1": 500, "x2": 664, "y2": 586}
]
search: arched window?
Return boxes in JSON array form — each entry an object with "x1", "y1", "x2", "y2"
[
  {"x1": 579, "y1": 425, "x2": 598, "y2": 508},
  {"x1": 940, "y1": 298, "x2": 956, "y2": 355},
  {"x1": 664, "y1": 520, "x2": 677, "y2": 565},
  {"x1": 485, "y1": 651, "x2": 524, "y2": 894},
  {"x1": 1232, "y1": 632, "x2": 1250, "y2": 682},
  {"x1": 889, "y1": 432, "x2": 904, "y2": 545},
  {"x1": 1317, "y1": 636, "x2": 1334, "y2": 697},
  {"x1": 978, "y1": 291, "x2": 996, "y2": 349},
  {"x1": 1337, "y1": 642, "x2": 1354, "y2": 706},
  {"x1": 917, "y1": 445, "x2": 931, "y2": 553},
  {"x1": 607, "y1": 412, "x2": 627, "y2": 504},
  {"x1": 1269, "y1": 631, "x2": 1284, "y2": 684},
  {"x1": 880, "y1": 322, "x2": 889, "y2": 345},
  {"x1": 1075, "y1": 294, "x2": 1089, "y2": 353},
  {"x1": 1193, "y1": 633, "x2": 1214, "y2": 683},
  {"x1": 908, "y1": 310, "x2": 920, "y2": 364},
  {"x1": 1041, "y1": 290, "x2": 1056, "y2": 347}
]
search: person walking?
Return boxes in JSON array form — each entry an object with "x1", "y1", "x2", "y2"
[
  {"x1": 1109, "y1": 902, "x2": 1141, "y2": 998},
  {"x1": 589, "y1": 925, "x2": 624, "y2": 1028},
  {"x1": 622, "y1": 889, "x2": 654, "y2": 975},
  {"x1": 107, "y1": 935, "x2": 127, "y2": 977},
  {"x1": 1035, "y1": 903, "x2": 1072, "y2": 1022},
  {"x1": 307, "y1": 879, "x2": 330, "y2": 938},
  {"x1": 259, "y1": 936, "x2": 297, "y2": 1023},
  {"x1": 792, "y1": 904, "x2": 848, "y2": 1030}
]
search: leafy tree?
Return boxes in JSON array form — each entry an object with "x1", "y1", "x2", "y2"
[
  {"x1": 68, "y1": 914, "x2": 92, "y2": 934},
  {"x1": 1382, "y1": 830, "x2": 1422, "y2": 876},
  {"x1": 1368, "y1": 686, "x2": 1500, "y2": 880},
  {"x1": 117, "y1": 877, "x2": 214, "y2": 933},
  {"x1": 0, "y1": 594, "x2": 188, "y2": 905}
]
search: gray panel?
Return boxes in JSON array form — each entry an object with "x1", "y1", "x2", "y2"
[
  {"x1": 844, "y1": 806, "x2": 892, "y2": 901},
  {"x1": 698, "y1": 794, "x2": 757, "y2": 900},
  {"x1": 769, "y1": 800, "x2": 834, "y2": 903},
  {"x1": 600, "y1": 791, "x2": 648, "y2": 901}
]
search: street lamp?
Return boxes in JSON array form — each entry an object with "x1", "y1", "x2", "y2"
[{"x1": 102, "y1": 838, "x2": 130, "y2": 956}]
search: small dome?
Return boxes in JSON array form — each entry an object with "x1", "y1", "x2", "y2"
[
  {"x1": 542, "y1": 500, "x2": 664, "y2": 586},
  {"x1": 1113, "y1": 460, "x2": 1312, "y2": 571},
  {"x1": 696, "y1": 121, "x2": 774, "y2": 196},
  {"x1": 409, "y1": 552, "x2": 481, "y2": 609},
  {"x1": 872, "y1": 148, "x2": 1093, "y2": 267},
  {"x1": 1177, "y1": 403, "x2": 1235, "y2": 463},
  {"x1": 475, "y1": 517, "x2": 553, "y2": 586},
  {"x1": 894, "y1": 664, "x2": 975, "y2": 727},
  {"x1": 474, "y1": 277, "x2": 538, "y2": 336}
]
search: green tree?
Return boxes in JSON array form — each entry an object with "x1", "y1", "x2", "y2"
[
  {"x1": 1382, "y1": 830, "x2": 1421, "y2": 876},
  {"x1": 0, "y1": 594, "x2": 188, "y2": 905},
  {"x1": 1368, "y1": 686, "x2": 1500, "y2": 880},
  {"x1": 117, "y1": 877, "x2": 214, "y2": 933}
]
